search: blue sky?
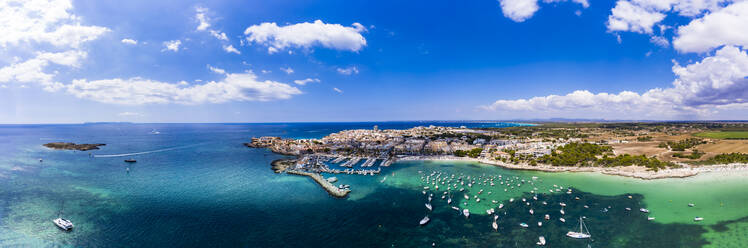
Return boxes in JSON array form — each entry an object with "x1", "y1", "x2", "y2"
[{"x1": 0, "y1": 0, "x2": 746, "y2": 123}]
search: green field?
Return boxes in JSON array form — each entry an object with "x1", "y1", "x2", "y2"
[{"x1": 694, "y1": 131, "x2": 748, "y2": 139}]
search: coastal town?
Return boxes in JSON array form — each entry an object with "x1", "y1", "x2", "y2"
[{"x1": 246, "y1": 123, "x2": 748, "y2": 197}]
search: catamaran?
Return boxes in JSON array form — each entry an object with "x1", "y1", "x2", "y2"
[
  {"x1": 53, "y1": 218, "x2": 74, "y2": 231},
  {"x1": 566, "y1": 217, "x2": 592, "y2": 239}
]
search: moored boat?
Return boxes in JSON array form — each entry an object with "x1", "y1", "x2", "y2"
[
  {"x1": 566, "y1": 217, "x2": 592, "y2": 239},
  {"x1": 420, "y1": 216, "x2": 430, "y2": 225},
  {"x1": 53, "y1": 218, "x2": 73, "y2": 231}
]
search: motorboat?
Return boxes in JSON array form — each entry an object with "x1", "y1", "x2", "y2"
[
  {"x1": 463, "y1": 209, "x2": 470, "y2": 218},
  {"x1": 566, "y1": 217, "x2": 592, "y2": 239},
  {"x1": 648, "y1": 217, "x2": 655, "y2": 221},
  {"x1": 492, "y1": 221, "x2": 498, "y2": 231},
  {"x1": 124, "y1": 159, "x2": 137, "y2": 163},
  {"x1": 420, "y1": 216, "x2": 430, "y2": 225},
  {"x1": 519, "y1": 223, "x2": 529, "y2": 228},
  {"x1": 53, "y1": 218, "x2": 73, "y2": 231},
  {"x1": 425, "y1": 203, "x2": 432, "y2": 211},
  {"x1": 640, "y1": 208, "x2": 650, "y2": 213},
  {"x1": 694, "y1": 217, "x2": 704, "y2": 221},
  {"x1": 560, "y1": 217, "x2": 566, "y2": 222}
]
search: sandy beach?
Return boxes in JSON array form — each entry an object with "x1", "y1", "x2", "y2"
[{"x1": 396, "y1": 155, "x2": 748, "y2": 180}]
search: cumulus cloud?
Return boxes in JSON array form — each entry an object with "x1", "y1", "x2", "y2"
[
  {"x1": 244, "y1": 20, "x2": 367, "y2": 54},
  {"x1": 673, "y1": 1, "x2": 748, "y2": 53},
  {"x1": 121, "y1": 38, "x2": 138, "y2": 45},
  {"x1": 482, "y1": 46, "x2": 748, "y2": 119},
  {"x1": 66, "y1": 72, "x2": 302, "y2": 105},
  {"x1": 606, "y1": 0, "x2": 735, "y2": 35},
  {"x1": 293, "y1": 78, "x2": 320, "y2": 85},
  {"x1": 498, "y1": 0, "x2": 589, "y2": 22},
  {"x1": 162, "y1": 40, "x2": 181, "y2": 52},
  {"x1": 607, "y1": 0, "x2": 666, "y2": 34},
  {"x1": 0, "y1": 0, "x2": 109, "y2": 48},
  {"x1": 0, "y1": 50, "x2": 87, "y2": 91},
  {"x1": 223, "y1": 44, "x2": 241, "y2": 54},
  {"x1": 336, "y1": 66, "x2": 359, "y2": 75}
]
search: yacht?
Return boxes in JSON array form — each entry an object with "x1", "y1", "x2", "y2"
[
  {"x1": 420, "y1": 216, "x2": 430, "y2": 225},
  {"x1": 53, "y1": 218, "x2": 73, "y2": 231},
  {"x1": 566, "y1": 217, "x2": 592, "y2": 239}
]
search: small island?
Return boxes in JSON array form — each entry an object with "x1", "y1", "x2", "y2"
[{"x1": 43, "y1": 142, "x2": 106, "y2": 151}]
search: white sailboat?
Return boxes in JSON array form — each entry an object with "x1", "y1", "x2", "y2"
[
  {"x1": 425, "y1": 203, "x2": 432, "y2": 211},
  {"x1": 566, "y1": 217, "x2": 592, "y2": 239}
]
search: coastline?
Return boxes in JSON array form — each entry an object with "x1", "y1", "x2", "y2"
[{"x1": 396, "y1": 155, "x2": 748, "y2": 180}]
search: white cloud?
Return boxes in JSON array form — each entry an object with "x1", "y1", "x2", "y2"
[
  {"x1": 207, "y1": 65, "x2": 226, "y2": 74},
  {"x1": 606, "y1": 0, "x2": 666, "y2": 34},
  {"x1": 210, "y1": 30, "x2": 228, "y2": 41},
  {"x1": 121, "y1": 38, "x2": 138, "y2": 45},
  {"x1": 66, "y1": 71, "x2": 302, "y2": 105},
  {"x1": 336, "y1": 66, "x2": 359, "y2": 75},
  {"x1": 498, "y1": 0, "x2": 589, "y2": 22},
  {"x1": 223, "y1": 44, "x2": 241, "y2": 54},
  {"x1": 650, "y1": 35, "x2": 670, "y2": 47},
  {"x1": 482, "y1": 46, "x2": 748, "y2": 119},
  {"x1": 281, "y1": 67, "x2": 294, "y2": 74},
  {"x1": 0, "y1": 0, "x2": 109, "y2": 48},
  {"x1": 195, "y1": 7, "x2": 211, "y2": 31},
  {"x1": 293, "y1": 78, "x2": 320, "y2": 85},
  {"x1": 244, "y1": 20, "x2": 367, "y2": 54},
  {"x1": 0, "y1": 50, "x2": 86, "y2": 91},
  {"x1": 261, "y1": 70, "x2": 271, "y2": 74},
  {"x1": 162, "y1": 40, "x2": 181, "y2": 52},
  {"x1": 333, "y1": 87, "x2": 343, "y2": 94},
  {"x1": 673, "y1": 1, "x2": 748, "y2": 53},
  {"x1": 499, "y1": 0, "x2": 540, "y2": 22}
]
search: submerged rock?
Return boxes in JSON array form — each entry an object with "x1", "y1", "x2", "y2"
[{"x1": 43, "y1": 142, "x2": 105, "y2": 151}]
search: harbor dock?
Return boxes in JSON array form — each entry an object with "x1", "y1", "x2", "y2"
[{"x1": 286, "y1": 170, "x2": 351, "y2": 198}]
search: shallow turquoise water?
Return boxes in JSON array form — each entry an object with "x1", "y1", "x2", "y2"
[{"x1": 0, "y1": 123, "x2": 746, "y2": 247}]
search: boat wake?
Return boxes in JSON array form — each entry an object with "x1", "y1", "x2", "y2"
[{"x1": 93, "y1": 144, "x2": 204, "y2": 158}]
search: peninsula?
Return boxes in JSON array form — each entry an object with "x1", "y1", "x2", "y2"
[
  {"x1": 247, "y1": 122, "x2": 748, "y2": 181},
  {"x1": 43, "y1": 142, "x2": 106, "y2": 151}
]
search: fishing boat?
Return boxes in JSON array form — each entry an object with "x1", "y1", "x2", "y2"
[
  {"x1": 537, "y1": 236, "x2": 546, "y2": 246},
  {"x1": 566, "y1": 217, "x2": 592, "y2": 239},
  {"x1": 640, "y1": 208, "x2": 650, "y2": 213},
  {"x1": 519, "y1": 223, "x2": 529, "y2": 228},
  {"x1": 425, "y1": 203, "x2": 432, "y2": 211},
  {"x1": 124, "y1": 159, "x2": 137, "y2": 163},
  {"x1": 463, "y1": 209, "x2": 470, "y2": 218},
  {"x1": 420, "y1": 216, "x2": 430, "y2": 225}
]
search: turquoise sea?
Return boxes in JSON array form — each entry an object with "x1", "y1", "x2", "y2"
[{"x1": 0, "y1": 122, "x2": 746, "y2": 247}]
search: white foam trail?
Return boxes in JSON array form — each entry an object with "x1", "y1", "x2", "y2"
[{"x1": 93, "y1": 144, "x2": 202, "y2": 158}]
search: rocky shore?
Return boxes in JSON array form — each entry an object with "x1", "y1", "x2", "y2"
[
  {"x1": 397, "y1": 155, "x2": 748, "y2": 180},
  {"x1": 43, "y1": 142, "x2": 106, "y2": 151}
]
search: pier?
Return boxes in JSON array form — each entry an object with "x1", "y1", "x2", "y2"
[{"x1": 286, "y1": 170, "x2": 351, "y2": 198}]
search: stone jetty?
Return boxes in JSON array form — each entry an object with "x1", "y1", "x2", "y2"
[{"x1": 286, "y1": 170, "x2": 351, "y2": 198}]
